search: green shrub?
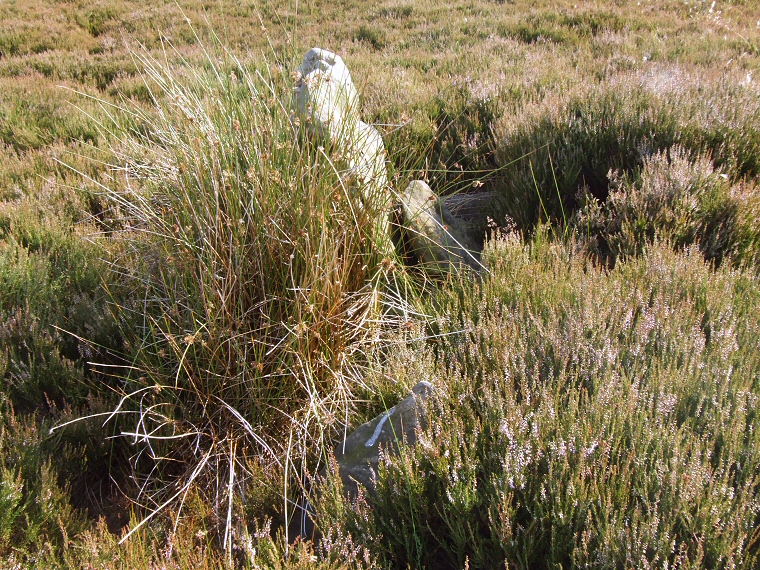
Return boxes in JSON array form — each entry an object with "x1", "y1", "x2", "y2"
[
  {"x1": 380, "y1": 78, "x2": 503, "y2": 200},
  {"x1": 574, "y1": 145, "x2": 760, "y2": 266},
  {"x1": 0, "y1": 77, "x2": 101, "y2": 152},
  {"x1": 0, "y1": 403, "x2": 98, "y2": 563},
  {"x1": 426, "y1": 80, "x2": 502, "y2": 193},
  {"x1": 79, "y1": 7, "x2": 120, "y2": 38},
  {"x1": 319, "y1": 237, "x2": 760, "y2": 569},
  {"x1": 354, "y1": 26, "x2": 386, "y2": 50},
  {"x1": 0, "y1": 204, "x2": 126, "y2": 564},
  {"x1": 500, "y1": 10, "x2": 628, "y2": 45},
  {"x1": 0, "y1": 211, "x2": 121, "y2": 412},
  {"x1": 0, "y1": 467, "x2": 23, "y2": 553},
  {"x1": 379, "y1": 5, "x2": 413, "y2": 19}
]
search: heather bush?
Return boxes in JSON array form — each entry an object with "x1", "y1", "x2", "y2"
[
  {"x1": 417, "y1": 80, "x2": 502, "y2": 193},
  {"x1": 574, "y1": 145, "x2": 760, "y2": 266},
  {"x1": 0, "y1": 206, "x2": 122, "y2": 410},
  {"x1": 0, "y1": 398, "x2": 126, "y2": 565},
  {"x1": 0, "y1": 202, "x2": 128, "y2": 564},
  {"x1": 0, "y1": 77, "x2": 102, "y2": 152},
  {"x1": 319, "y1": 236, "x2": 760, "y2": 568},
  {"x1": 492, "y1": 71, "x2": 760, "y2": 244}
]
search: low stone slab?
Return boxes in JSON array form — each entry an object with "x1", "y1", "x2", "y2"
[
  {"x1": 399, "y1": 180, "x2": 482, "y2": 272},
  {"x1": 335, "y1": 381, "x2": 434, "y2": 499}
]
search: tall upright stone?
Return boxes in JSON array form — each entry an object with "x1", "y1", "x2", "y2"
[{"x1": 294, "y1": 48, "x2": 393, "y2": 256}]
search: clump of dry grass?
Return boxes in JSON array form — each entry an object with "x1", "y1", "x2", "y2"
[{"x1": 67, "y1": 38, "x2": 418, "y2": 554}]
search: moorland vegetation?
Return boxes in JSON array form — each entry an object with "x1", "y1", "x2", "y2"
[{"x1": 0, "y1": 0, "x2": 759, "y2": 567}]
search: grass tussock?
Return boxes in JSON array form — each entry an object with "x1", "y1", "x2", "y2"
[{"x1": 82, "y1": 43, "x2": 415, "y2": 550}]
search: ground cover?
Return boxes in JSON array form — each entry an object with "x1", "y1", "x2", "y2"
[{"x1": 0, "y1": 0, "x2": 759, "y2": 567}]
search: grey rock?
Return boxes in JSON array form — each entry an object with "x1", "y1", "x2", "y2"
[
  {"x1": 399, "y1": 180, "x2": 482, "y2": 272},
  {"x1": 335, "y1": 381, "x2": 434, "y2": 499},
  {"x1": 293, "y1": 48, "x2": 394, "y2": 256}
]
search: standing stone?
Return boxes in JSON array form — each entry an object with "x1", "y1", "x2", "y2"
[
  {"x1": 293, "y1": 48, "x2": 489, "y2": 271},
  {"x1": 294, "y1": 48, "x2": 360, "y2": 142},
  {"x1": 294, "y1": 48, "x2": 393, "y2": 255}
]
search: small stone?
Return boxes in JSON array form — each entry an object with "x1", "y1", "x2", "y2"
[
  {"x1": 399, "y1": 180, "x2": 481, "y2": 272},
  {"x1": 335, "y1": 381, "x2": 434, "y2": 498}
]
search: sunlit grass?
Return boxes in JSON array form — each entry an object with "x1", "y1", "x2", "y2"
[
  {"x1": 60, "y1": 39, "x2": 423, "y2": 555},
  {"x1": 0, "y1": 0, "x2": 759, "y2": 567}
]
